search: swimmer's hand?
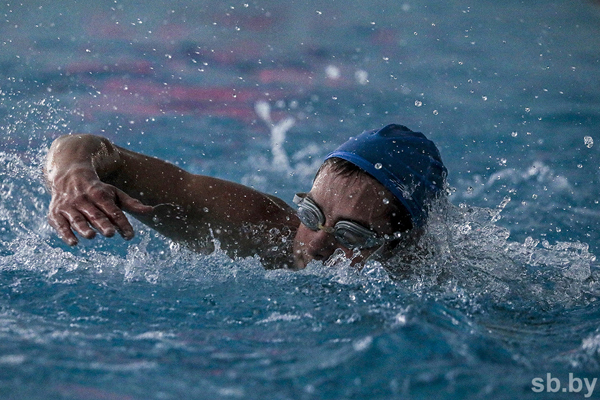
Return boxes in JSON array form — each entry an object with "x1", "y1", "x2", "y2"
[{"x1": 47, "y1": 167, "x2": 153, "y2": 246}]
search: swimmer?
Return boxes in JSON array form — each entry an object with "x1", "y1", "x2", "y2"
[{"x1": 44, "y1": 124, "x2": 447, "y2": 270}]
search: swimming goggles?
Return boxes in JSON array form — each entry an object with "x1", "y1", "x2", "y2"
[{"x1": 293, "y1": 193, "x2": 394, "y2": 250}]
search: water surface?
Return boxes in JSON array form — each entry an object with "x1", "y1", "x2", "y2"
[{"x1": 2, "y1": 1, "x2": 600, "y2": 399}]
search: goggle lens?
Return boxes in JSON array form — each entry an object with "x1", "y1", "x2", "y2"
[
  {"x1": 297, "y1": 206, "x2": 322, "y2": 231},
  {"x1": 293, "y1": 193, "x2": 384, "y2": 250}
]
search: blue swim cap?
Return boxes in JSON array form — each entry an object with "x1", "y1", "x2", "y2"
[{"x1": 325, "y1": 124, "x2": 447, "y2": 228}]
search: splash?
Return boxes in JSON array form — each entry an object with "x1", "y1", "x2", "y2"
[
  {"x1": 254, "y1": 100, "x2": 295, "y2": 171},
  {"x1": 398, "y1": 198, "x2": 600, "y2": 311}
]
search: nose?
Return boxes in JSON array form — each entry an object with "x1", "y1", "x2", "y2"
[{"x1": 306, "y1": 229, "x2": 338, "y2": 261}]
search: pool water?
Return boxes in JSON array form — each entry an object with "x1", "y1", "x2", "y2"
[{"x1": 2, "y1": 0, "x2": 600, "y2": 399}]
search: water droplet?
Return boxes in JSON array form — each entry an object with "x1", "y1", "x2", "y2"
[
  {"x1": 511, "y1": 131, "x2": 518, "y2": 137},
  {"x1": 325, "y1": 65, "x2": 341, "y2": 80},
  {"x1": 432, "y1": 110, "x2": 438, "y2": 115},
  {"x1": 584, "y1": 136, "x2": 593, "y2": 148},
  {"x1": 414, "y1": 100, "x2": 422, "y2": 107},
  {"x1": 374, "y1": 163, "x2": 382, "y2": 170},
  {"x1": 382, "y1": 198, "x2": 390, "y2": 205},
  {"x1": 355, "y1": 70, "x2": 369, "y2": 85}
]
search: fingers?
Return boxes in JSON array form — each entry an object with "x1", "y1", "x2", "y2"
[
  {"x1": 78, "y1": 204, "x2": 118, "y2": 238},
  {"x1": 48, "y1": 212, "x2": 81, "y2": 246},
  {"x1": 116, "y1": 189, "x2": 154, "y2": 215},
  {"x1": 50, "y1": 202, "x2": 129, "y2": 244},
  {"x1": 94, "y1": 197, "x2": 135, "y2": 240},
  {"x1": 48, "y1": 185, "x2": 152, "y2": 244}
]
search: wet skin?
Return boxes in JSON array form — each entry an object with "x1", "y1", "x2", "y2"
[
  {"x1": 45, "y1": 134, "x2": 400, "y2": 270},
  {"x1": 292, "y1": 164, "x2": 397, "y2": 269}
]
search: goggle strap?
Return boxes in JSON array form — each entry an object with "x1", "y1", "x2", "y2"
[
  {"x1": 292, "y1": 193, "x2": 304, "y2": 205},
  {"x1": 317, "y1": 223, "x2": 334, "y2": 234}
]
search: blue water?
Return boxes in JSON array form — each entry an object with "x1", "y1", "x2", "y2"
[{"x1": 2, "y1": 0, "x2": 600, "y2": 399}]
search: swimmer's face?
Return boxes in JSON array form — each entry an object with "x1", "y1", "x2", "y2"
[{"x1": 292, "y1": 164, "x2": 397, "y2": 269}]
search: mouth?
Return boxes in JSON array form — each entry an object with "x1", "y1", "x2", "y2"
[{"x1": 292, "y1": 246, "x2": 307, "y2": 269}]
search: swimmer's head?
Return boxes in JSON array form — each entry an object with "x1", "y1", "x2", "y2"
[{"x1": 324, "y1": 124, "x2": 447, "y2": 229}]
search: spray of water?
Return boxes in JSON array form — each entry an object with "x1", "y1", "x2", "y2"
[
  {"x1": 391, "y1": 197, "x2": 600, "y2": 312},
  {"x1": 254, "y1": 100, "x2": 295, "y2": 171}
]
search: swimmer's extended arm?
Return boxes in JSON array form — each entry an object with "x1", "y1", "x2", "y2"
[{"x1": 45, "y1": 134, "x2": 298, "y2": 267}]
